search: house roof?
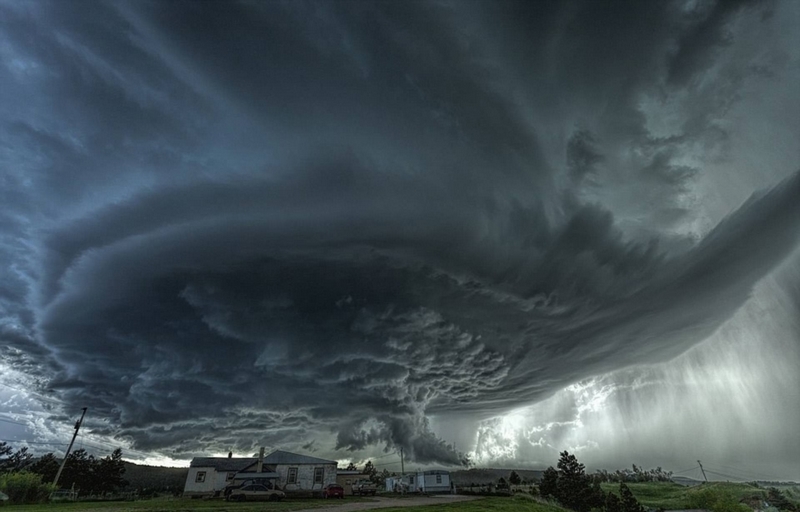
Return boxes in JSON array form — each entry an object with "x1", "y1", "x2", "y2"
[
  {"x1": 189, "y1": 450, "x2": 336, "y2": 471},
  {"x1": 263, "y1": 450, "x2": 336, "y2": 465},
  {"x1": 189, "y1": 457, "x2": 257, "y2": 471}
]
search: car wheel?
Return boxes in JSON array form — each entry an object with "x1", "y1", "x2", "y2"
[{"x1": 269, "y1": 494, "x2": 279, "y2": 502}]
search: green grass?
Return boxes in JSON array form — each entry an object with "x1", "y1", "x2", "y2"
[
  {"x1": 0, "y1": 495, "x2": 373, "y2": 512},
  {"x1": 0, "y1": 496, "x2": 565, "y2": 512},
  {"x1": 601, "y1": 482, "x2": 690, "y2": 509},
  {"x1": 600, "y1": 481, "x2": 770, "y2": 510}
]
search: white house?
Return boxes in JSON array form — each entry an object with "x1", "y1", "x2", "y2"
[
  {"x1": 386, "y1": 470, "x2": 452, "y2": 494},
  {"x1": 255, "y1": 450, "x2": 337, "y2": 494},
  {"x1": 184, "y1": 456, "x2": 258, "y2": 498},
  {"x1": 183, "y1": 450, "x2": 338, "y2": 498}
]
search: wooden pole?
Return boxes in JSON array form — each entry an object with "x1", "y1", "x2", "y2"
[{"x1": 53, "y1": 408, "x2": 87, "y2": 488}]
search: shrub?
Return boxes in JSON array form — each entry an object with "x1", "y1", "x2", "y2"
[
  {"x1": 0, "y1": 471, "x2": 56, "y2": 504},
  {"x1": 687, "y1": 486, "x2": 750, "y2": 512}
]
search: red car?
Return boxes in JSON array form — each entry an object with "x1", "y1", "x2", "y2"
[{"x1": 322, "y1": 484, "x2": 345, "y2": 499}]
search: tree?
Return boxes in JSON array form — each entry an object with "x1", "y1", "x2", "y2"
[
  {"x1": 29, "y1": 453, "x2": 60, "y2": 483},
  {"x1": 509, "y1": 470, "x2": 521, "y2": 486},
  {"x1": 540, "y1": 466, "x2": 559, "y2": 499},
  {"x1": 606, "y1": 491, "x2": 623, "y2": 512},
  {"x1": 0, "y1": 442, "x2": 12, "y2": 465},
  {"x1": 95, "y1": 448, "x2": 127, "y2": 494},
  {"x1": 619, "y1": 483, "x2": 645, "y2": 512},
  {"x1": 497, "y1": 476, "x2": 509, "y2": 490},
  {"x1": 345, "y1": 462, "x2": 358, "y2": 471},
  {"x1": 363, "y1": 460, "x2": 377, "y2": 482},
  {"x1": 59, "y1": 449, "x2": 95, "y2": 494},
  {"x1": 556, "y1": 451, "x2": 595, "y2": 512},
  {"x1": 0, "y1": 443, "x2": 33, "y2": 472}
]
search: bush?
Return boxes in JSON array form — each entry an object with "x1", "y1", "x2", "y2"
[
  {"x1": 687, "y1": 486, "x2": 750, "y2": 512},
  {"x1": 0, "y1": 471, "x2": 56, "y2": 504}
]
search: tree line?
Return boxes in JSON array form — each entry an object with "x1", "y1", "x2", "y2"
[{"x1": 0, "y1": 441, "x2": 127, "y2": 503}]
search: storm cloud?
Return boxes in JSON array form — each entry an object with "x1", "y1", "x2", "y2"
[{"x1": 1, "y1": 0, "x2": 799, "y2": 470}]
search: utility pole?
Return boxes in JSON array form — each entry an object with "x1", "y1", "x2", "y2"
[
  {"x1": 697, "y1": 460, "x2": 708, "y2": 483},
  {"x1": 400, "y1": 447, "x2": 405, "y2": 495},
  {"x1": 53, "y1": 407, "x2": 87, "y2": 488}
]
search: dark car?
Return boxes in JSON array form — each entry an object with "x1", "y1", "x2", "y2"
[{"x1": 322, "y1": 484, "x2": 345, "y2": 499}]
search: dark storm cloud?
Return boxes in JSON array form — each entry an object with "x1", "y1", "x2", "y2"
[{"x1": 1, "y1": 0, "x2": 796, "y2": 465}]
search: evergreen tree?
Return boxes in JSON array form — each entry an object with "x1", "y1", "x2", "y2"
[
  {"x1": 497, "y1": 476, "x2": 509, "y2": 490},
  {"x1": 606, "y1": 492, "x2": 623, "y2": 512},
  {"x1": 556, "y1": 451, "x2": 594, "y2": 512},
  {"x1": 509, "y1": 470, "x2": 521, "y2": 486},
  {"x1": 363, "y1": 460, "x2": 377, "y2": 482},
  {"x1": 345, "y1": 462, "x2": 358, "y2": 471},
  {"x1": 95, "y1": 448, "x2": 127, "y2": 493},
  {"x1": 619, "y1": 483, "x2": 645, "y2": 512},
  {"x1": 29, "y1": 453, "x2": 60, "y2": 483},
  {"x1": 540, "y1": 466, "x2": 559, "y2": 499},
  {"x1": 542, "y1": 451, "x2": 606, "y2": 512},
  {"x1": 59, "y1": 449, "x2": 95, "y2": 494},
  {"x1": 0, "y1": 445, "x2": 33, "y2": 472}
]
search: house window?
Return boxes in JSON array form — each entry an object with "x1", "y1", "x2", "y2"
[
  {"x1": 410, "y1": 476, "x2": 414, "y2": 484},
  {"x1": 436, "y1": 474, "x2": 442, "y2": 484},
  {"x1": 195, "y1": 471, "x2": 206, "y2": 483},
  {"x1": 288, "y1": 467, "x2": 298, "y2": 484},
  {"x1": 314, "y1": 467, "x2": 324, "y2": 484}
]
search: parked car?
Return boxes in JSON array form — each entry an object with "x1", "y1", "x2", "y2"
[
  {"x1": 351, "y1": 479, "x2": 378, "y2": 496},
  {"x1": 322, "y1": 484, "x2": 345, "y2": 499},
  {"x1": 227, "y1": 484, "x2": 285, "y2": 502}
]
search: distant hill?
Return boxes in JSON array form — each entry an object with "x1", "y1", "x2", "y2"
[
  {"x1": 451, "y1": 468, "x2": 544, "y2": 485},
  {"x1": 121, "y1": 462, "x2": 188, "y2": 493}
]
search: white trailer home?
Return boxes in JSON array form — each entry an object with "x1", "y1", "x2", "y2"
[{"x1": 386, "y1": 470, "x2": 452, "y2": 494}]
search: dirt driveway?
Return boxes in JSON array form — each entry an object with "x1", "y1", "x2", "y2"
[{"x1": 294, "y1": 495, "x2": 480, "y2": 512}]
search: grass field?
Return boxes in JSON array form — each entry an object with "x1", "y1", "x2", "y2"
[
  {"x1": 600, "y1": 481, "x2": 771, "y2": 510},
  {"x1": 601, "y1": 481, "x2": 690, "y2": 509},
  {"x1": 0, "y1": 495, "x2": 566, "y2": 512},
  {"x1": 0, "y1": 495, "x2": 374, "y2": 512},
  {"x1": 1, "y1": 482, "x2": 794, "y2": 512}
]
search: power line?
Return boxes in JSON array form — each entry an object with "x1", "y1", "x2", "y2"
[
  {"x1": 372, "y1": 460, "x2": 404, "y2": 468},
  {"x1": 703, "y1": 462, "x2": 776, "y2": 482},
  {"x1": 0, "y1": 416, "x2": 27, "y2": 426},
  {"x1": 0, "y1": 439, "x2": 67, "y2": 445},
  {"x1": 673, "y1": 465, "x2": 701, "y2": 474},
  {"x1": 704, "y1": 469, "x2": 745, "y2": 481}
]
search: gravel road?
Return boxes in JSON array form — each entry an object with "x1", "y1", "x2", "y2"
[{"x1": 294, "y1": 495, "x2": 480, "y2": 512}]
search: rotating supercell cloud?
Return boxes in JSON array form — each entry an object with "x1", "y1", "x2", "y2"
[{"x1": 1, "y1": 0, "x2": 799, "y2": 477}]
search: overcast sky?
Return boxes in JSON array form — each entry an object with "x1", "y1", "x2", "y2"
[{"x1": 1, "y1": 0, "x2": 799, "y2": 479}]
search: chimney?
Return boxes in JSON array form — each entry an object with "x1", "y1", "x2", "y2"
[
  {"x1": 228, "y1": 451, "x2": 232, "y2": 459},
  {"x1": 257, "y1": 446, "x2": 265, "y2": 472}
]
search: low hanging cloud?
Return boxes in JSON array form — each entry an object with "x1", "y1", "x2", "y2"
[{"x1": 1, "y1": 0, "x2": 798, "y2": 466}]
